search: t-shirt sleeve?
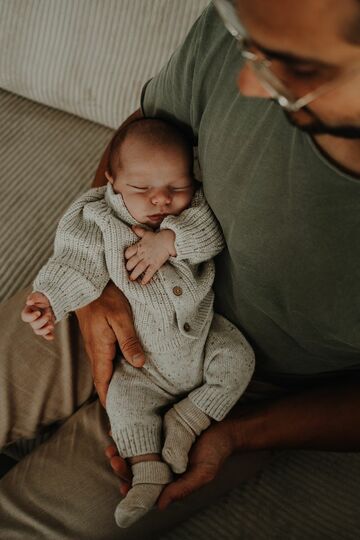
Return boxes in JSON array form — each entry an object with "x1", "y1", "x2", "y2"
[{"x1": 141, "y1": 4, "x2": 213, "y2": 143}]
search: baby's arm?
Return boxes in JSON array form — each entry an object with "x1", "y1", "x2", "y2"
[
  {"x1": 160, "y1": 187, "x2": 225, "y2": 264},
  {"x1": 124, "y1": 188, "x2": 224, "y2": 284},
  {"x1": 124, "y1": 226, "x2": 176, "y2": 285},
  {"x1": 31, "y1": 188, "x2": 110, "y2": 322},
  {"x1": 21, "y1": 291, "x2": 55, "y2": 340}
]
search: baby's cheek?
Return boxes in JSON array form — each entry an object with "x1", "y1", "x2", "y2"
[
  {"x1": 177, "y1": 193, "x2": 193, "y2": 212},
  {"x1": 122, "y1": 193, "x2": 145, "y2": 220}
]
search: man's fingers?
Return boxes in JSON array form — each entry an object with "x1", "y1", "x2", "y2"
[
  {"x1": 94, "y1": 381, "x2": 109, "y2": 407},
  {"x1": 91, "y1": 354, "x2": 114, "y2": 406},
  {"x1": 105, "y1": 444, "x2": 117, "y2": 459},
  {"x1": 104, "y1": 445, "x2": 132, "y2": 495},
  {"x1": 109, "y1": 456, "x2": 132, "y2": 482},
  {"x1": 157, "y1": 475, "x2": 195, "y2": 510},
  {"x1": 157, "y1": 467, "x2": 215, "y2": 511}
]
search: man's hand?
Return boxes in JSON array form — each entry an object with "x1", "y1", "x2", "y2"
[
  {"x1": 76, "y1": 282, "x2": 146, "y2": 406},
  {"x1": 105, "y1": 444, "x2": 133, "y2": 497},
  {"x1": 21, "y1": 291, "x2": 56, "y2": 340},
  {"x1": 157, "y1": 420, "x2": 234, "y2": 510},
  {"x1": 124, "y1": 226, "x2": 176, "y2": 285},
  {"x1": 104, "y1": 420, "x2": 234, "y2": 506}
]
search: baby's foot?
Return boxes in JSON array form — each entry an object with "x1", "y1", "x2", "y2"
[
  {"x1": 162, "y1": 399, "x2": 211, "y2": 474},
  {"x1": 115, "y1": 461, "x2": 172, "y2": 528}
]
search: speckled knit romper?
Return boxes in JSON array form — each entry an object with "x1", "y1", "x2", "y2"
[{"x1": 34, "y1": 183, "x2": 255, "y2": 457}]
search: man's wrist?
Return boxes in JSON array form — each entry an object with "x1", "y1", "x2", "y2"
[{"x1": 226, "y1": 401, "x2": 270, "y2": 452}]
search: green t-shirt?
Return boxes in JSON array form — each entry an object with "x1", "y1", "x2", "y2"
[{"x1": 142, "y1": 5, "x2": 360, "y2": 381}]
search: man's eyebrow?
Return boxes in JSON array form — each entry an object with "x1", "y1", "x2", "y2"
[{"x1": 251, "y1": 39, "x2": 332, "y2": 67}]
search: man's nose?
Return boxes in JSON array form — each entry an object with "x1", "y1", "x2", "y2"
[
  {"x1": 236, "y1": 63, "x2": 271, "y2": 99},
  {"x1": 151, "y1": 188, "x2": 172, "y2": 206}
]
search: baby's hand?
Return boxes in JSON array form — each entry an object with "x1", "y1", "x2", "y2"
[
  {"x1": 21, "y1": 291, "x2": 56, "y2": 340},
  {"x1": 124, "y1": 226, "x2": 176, "y2": 285}
]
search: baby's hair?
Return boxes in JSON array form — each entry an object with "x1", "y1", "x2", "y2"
[{"x1": 107, "y1": 117, "x2": 193, "y2": 178}]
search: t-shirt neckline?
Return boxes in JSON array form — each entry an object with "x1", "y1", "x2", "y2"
[{"x1": 305, "y1": 133, "x2": 360, "y2": 184}]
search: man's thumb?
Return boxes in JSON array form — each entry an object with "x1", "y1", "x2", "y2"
[{"x1": 117, "y1": 332, "x2": 146, "y2": 368}]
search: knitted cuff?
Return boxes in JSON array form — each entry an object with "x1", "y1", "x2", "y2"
[
  {"x1": 131, "y1": 461, "x2": 173, "y2": 486},
  {"x1": 111, "y1": 424, "x2": 162, "y2": 458},
  {"x1": 173, "y1": 397, "x2": 211, "y2": 436}
]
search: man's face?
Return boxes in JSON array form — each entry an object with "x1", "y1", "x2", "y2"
[{"x1": 234, "y1": 0, "x2": 360, "y2": 138}]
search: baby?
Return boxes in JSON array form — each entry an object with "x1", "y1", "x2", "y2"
[{"x1": 23, "y1": 118, "x2": 255, "y2": 528}]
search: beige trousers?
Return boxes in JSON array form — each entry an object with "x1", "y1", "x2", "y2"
[{"x1": 0, "y1": 287, "x2": 275, "y2": 540}]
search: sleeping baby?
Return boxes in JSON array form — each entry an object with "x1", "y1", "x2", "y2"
[{"x1": 22, "y1": 118, "x2": 255, "y2": 528}]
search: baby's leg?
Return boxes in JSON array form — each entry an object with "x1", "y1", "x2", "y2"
[
  {"x1": 115, "y1": 458, "x2": 172, "y2": 528},
  {"x1": 162, "y1": 313, "x2": 255, "y2": 474},
  {"x1": 162, "y1": 397, "x2": 211, "y2": 474},
  {"x1": 106, "y1": 360, "x2": 173, "y2": 528}
]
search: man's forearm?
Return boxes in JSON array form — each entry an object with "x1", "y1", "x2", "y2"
[
  {"x1": 227, "y1": 379, "x2": 360, "y2": 451},
  {"x1": 92, "y1": 108, "x2": 143, "y2": 187}
]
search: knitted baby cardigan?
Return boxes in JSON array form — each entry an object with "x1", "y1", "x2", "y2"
[{"x1": 34, "y1": 183, "x2": 225, "y2": 354}]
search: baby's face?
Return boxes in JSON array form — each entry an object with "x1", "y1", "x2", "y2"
[{"x1": 109, "y1": 138, "x2": 195, "y2": 229}]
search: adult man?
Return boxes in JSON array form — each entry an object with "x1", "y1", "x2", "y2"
[{"x1": 2, "y1": 0, "x2": 360, "y2": 537}]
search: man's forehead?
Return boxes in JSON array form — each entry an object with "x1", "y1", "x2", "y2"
[{"x1": 234, "y1": 0, "x2": 359, "y2": 63}]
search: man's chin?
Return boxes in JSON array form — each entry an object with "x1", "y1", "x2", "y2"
[{"x1": 284, "y1": 110, "x2": 360, "y2": 140}]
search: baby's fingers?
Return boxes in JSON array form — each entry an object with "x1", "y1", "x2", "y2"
[
  {"x1": 26, "y1": 291, "x2": 50, "y2": 308},
  {"x1": 31, "y1": 323, "x2": 54, "y2": 339},
  {"x1": 124, "y1": 244, "x2": 138, "y2": 260},
  {"x1": 126, "y1": 254, "x2": 141, "y2": 272},
  {"x1": 141, "y1": 264, "x2": 157, "y2": 285},
  {"x1": 31, "y1": 314, "x2": 54, "y2": 333},
  {"x1": 41, "y1": 329, "x2": 55, "y2": 340},
  {"x1": 129, "y1": 260, "x2": 148, "y2": 281},
  {"x1": 21, "y1": 305, "x2": 42, "y2": 323}
]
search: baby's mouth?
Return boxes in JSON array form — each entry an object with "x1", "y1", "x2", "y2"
[{"x1": 147, "y1": 213, "x2": 169, "y2": 222}]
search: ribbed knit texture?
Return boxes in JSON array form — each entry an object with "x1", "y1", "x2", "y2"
[
  {"x1": 173, "y1": 397, "x2": 211, "y2": 436},
  {"x1": 33, "y1": 183, "x2": 225, "y2": 347},
  {"x1": 115, "y1": 461, "x2": 173, "y2": 528},
  {"x1": 162, "y1": 399, "x2": 211, "y2": 473},
  {"x1": 0, "y1": 0, "x2": 208, "y2": 129},
  {"x1": 188, "y1": 313, "x2": 255, "y2": 421},
  {"x1": 131, "y1": 461, "x2": 173, "y2": 486},
  {"x1": 35, "y1": 181, "x2": 254, "y2": 456}
]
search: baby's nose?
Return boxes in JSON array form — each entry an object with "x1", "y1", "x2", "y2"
[{"x1": 151, "y1": 189, "x2": 171, "y2": 205}]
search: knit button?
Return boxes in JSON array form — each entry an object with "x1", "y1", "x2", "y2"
[
  {"x1": 183, "y1": 322, "x2": 191, "y2": 332},
  {"x1": 172, "y1": 286, "x2": 183, "y2": 296}
]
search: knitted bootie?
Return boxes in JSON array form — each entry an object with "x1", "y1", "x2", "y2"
[
  {"x1": 115, "y1": 461, "x2": 173, "y2": 528},
  {"x1": 162, "y1": 397, "x2": 211, "y2": 474}
]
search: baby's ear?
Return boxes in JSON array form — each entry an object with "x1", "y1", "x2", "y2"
[{"x1": 105, "y1": 171, "x2": 114, "y2": 184}]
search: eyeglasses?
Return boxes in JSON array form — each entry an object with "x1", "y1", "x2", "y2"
[{"x1": 213, "y1": 0, "x2": 360, "y2": 112}]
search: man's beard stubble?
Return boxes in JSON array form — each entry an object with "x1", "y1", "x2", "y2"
[{"x1": 283, "y1": 106, "x2": 360, "y2": 139}]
